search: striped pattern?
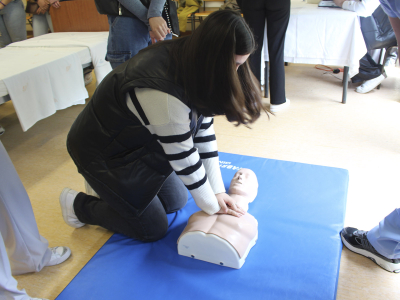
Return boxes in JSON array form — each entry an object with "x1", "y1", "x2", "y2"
[{"x1": 126, "y1": 88, "x2": 226, "y2": 215}]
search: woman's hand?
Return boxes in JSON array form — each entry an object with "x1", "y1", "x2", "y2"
[
  {"x1": 49, "y1": 0, "x2": 61, "y2": 8},
  {"x1": 37, "y1": 0, "x2": 50, "y2": 13},
  {"x1": 149, "y1": 17, "x2": 170, "y2": 42},
  {"x1": 216, "y1": 193, "x2": 246, "y2": 217}
]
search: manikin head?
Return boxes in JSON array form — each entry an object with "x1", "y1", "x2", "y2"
[{"x1": 228, "y1": 168, "x2": 258, "y2": 202}]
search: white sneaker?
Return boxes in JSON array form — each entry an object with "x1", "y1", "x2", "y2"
[
  {"x1": 270, "y1": 98, "x2": 290, "y2": 113},
  {"x1": 59, "y1": 188, "x2": 85, "y2": 228},
  {"x1": 356, "y1": 74, "x2": 386, "y2": 94},
  {"x1": 45, "y1": 246, "x2": 71, "y2": 267}
]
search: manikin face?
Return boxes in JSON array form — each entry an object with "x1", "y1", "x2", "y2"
[
  {"x1": 235, "y1": 54, "x2": 250, "y2": 71},
  {"x1": 228, "y1": 168, "x2": 258, "y2": 200}
]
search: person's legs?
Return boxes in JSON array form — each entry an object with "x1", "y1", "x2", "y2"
[
  {"x1": 0, "y1": 0, "x2": 27, "y2": 46},
  {"x1": 341, "y1": 209, "x2": 400, "y2": 273},
  {"x1": 0, "y1": 15, "x2": 12, "y2": 48},
  {"x1": 45, "y1": 12, "x2": 53, "y2": 33},
  {"x1": 368, "y1": 209, "x2": 400, "y2": 260},
  {"x1": 264, "y1": 1, "x2": 290, "y2": 105},
  {"x1": 0, "y1": 232, "x2": 31, "y2": 300},
  {"x1": 0, "y1": 141, "x2": 52, "y2": 276},
  {"x1": 71, "y1": 172, "x2": 187, "y2": 241},
  {"x1": 106, "y1": 15, "x2": 151, "y2": 69},
  {"x1": 240, "y1": 0, "x2": 266, "y2": 84},
  {"x1": 32, "y1": 14, "x2": 50, "y2": 37}
]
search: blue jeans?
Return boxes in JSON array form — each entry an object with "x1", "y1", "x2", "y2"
[
  {"x1": 0, "y1": 0, "x2": 27, "y2": 48},
  {"x1": 368, "y1": 209, "x2": 400, "y2": 259},
  {"x1": 106, "y1": 15, "x2": 172, "y2": 69}
]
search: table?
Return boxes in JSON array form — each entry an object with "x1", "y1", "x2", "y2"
[
  {"x1": 262, "y1": 1, "x2": 367, "y2": 103},
  {"x1": 0, "y1": 32, "x2": 112, "y2": 131}
]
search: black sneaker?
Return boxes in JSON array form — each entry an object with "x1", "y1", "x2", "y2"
[{"x1": 341, "y1": 227, "x2": 400, "y2": 273}]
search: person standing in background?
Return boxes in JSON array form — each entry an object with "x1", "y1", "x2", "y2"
[
  {"x1": 94, "y1": 0, "x2": 178, "y2": 69},
  {"x1": 32, "y1": 0, "x2": 61, "y2": 37},
  {"x1": 333, "y1": 0, "x2": 398, "y2": 93},
  {"x1": 237, "y1": 0, "x2": 291, "y2": 113},
  {"x1": 340, "y1": 0, "x2": 400, "y2": 274},
  {"x1": 0, "y1": 141, "x2": 72, "y2": 299},
  {"x1": 0, "y1": 0, "x2": 27, "y2": 48}
]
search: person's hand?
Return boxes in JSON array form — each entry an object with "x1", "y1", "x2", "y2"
[
  {"x1": 37, "y1": 0, "x2": 50, "y2": 13},
  {"x1": 149, "y1": 17, "x2": 170, "y2": 42},
  {"x1": 216, "y1": 193, "x2": 246, "y2": 217},
  {"x1": 149, "y1": 30, "x2": 157, "y2": 44},
  {"x1": 36, "y1": 6, "x2": 48, "y2": 14},
  {"x1": 49, "y1": 0, "x2": 61, "y2": 8},
  {"x1": 333, "y1": 0, "x2": 346, "y2": 7}
]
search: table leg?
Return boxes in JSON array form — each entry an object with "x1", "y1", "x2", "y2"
[{"x1": 342, "y1": 66, "x2": 349, "y2": 104}]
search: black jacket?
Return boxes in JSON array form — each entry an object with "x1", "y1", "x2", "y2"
[
  {"x1": 94, "y1": 0, "x2": 179, "y2": 35},
  {"x1": 67, "y1": 43, "x2": 202, "y2": 215}
]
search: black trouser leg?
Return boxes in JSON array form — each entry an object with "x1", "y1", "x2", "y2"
[
  {"x1": 73, "y1": 172, "x2": 188, "y2": 242},
  {"x1": 265, "y1": 3, "x2": 290, "y2": 105},
  {"x1": 241, "y1": 0, "x2": 290, "y2": 105}
]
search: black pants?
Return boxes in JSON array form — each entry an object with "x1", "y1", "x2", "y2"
[
  {"x1": 73, "y1": 172, "x2": 188, "y2": 242},
  {"x1": 239, "y1": 0, "x2": 290, "y2": 105},
  {"x1": 351, "y1": 52, "x2": 382, "y2": 83}
]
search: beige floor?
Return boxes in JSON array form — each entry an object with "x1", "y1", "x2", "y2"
[{"x1": 1, "y1": 63, "x2": 400, "y2": 299}]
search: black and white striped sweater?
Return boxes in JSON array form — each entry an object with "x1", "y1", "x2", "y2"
[{"x1": 126, "y1": 88, "x2": 225, "y2": 215}]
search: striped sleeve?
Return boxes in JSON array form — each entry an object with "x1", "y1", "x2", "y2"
[
  {"x1": 194, "y1": 117, "x2": 226, "y2": 195},
  {"x1": 127, "y1": 88, "x2": 221, "y2": 215}
]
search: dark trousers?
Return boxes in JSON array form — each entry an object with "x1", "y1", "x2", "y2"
[
  {"x1": 73, "y1": 172, "x2": 188, "y2": 242},
  {"x1": 239, "y1": 0, "x2": 290, "y2": 105},
  {"x1": 351, "y1": 52, "x2": 382, "y2": 83}
]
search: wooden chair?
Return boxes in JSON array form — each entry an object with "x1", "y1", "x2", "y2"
[
  {"x1": 190, "y1": 0, "x2": 225, "y2": 32},
  {"x1": 49, "y1": 0, "x2": 108, "y2": 32}
]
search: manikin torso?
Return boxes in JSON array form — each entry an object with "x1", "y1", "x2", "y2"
[{"x1": 178, "y1": 169, "x2": 259, "y2": 269}]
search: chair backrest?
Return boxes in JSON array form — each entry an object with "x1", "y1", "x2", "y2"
[{"x1": 50, "y1": 0, "x2": 109, "y2": 32}]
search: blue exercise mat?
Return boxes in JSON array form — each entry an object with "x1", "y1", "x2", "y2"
[{"x1": 57, "y1": 153, "x2": 348, "y2": 300}]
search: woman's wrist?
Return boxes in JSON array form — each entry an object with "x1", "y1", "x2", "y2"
[{"x1": 0, "y1": 1, "x2": 7, "y2": 7}]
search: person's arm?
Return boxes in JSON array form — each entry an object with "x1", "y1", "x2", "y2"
[
  {"x1": 148, "y1": 0, "x2": 170, "y2": 43},
  {"x1": 193, "y1": 117, "x2": 245, "y2": 217},
  {"x1": 118, "y1": 0, "x2": 150, "y2": 26},
  {"x1": 37, "y1": 0, "x2": 50, "y2": 14},
  {"x1": 0, "y1": 0, "x2": 12, "y2": 11},
  {"x1": 334, "y1": 0, "x2": 380, "y2": 17},
  {"x1": 127, "y1": 88, "x2": 219, "y2": 215}
]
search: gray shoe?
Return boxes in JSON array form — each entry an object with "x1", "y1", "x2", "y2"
[{"x1": 46, "y1": 246, "x2": 72, "y2": 266}]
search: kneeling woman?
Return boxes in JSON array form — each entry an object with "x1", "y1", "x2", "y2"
[{"x1": 60, "y1": 10, "x2": 265, "y2": 242}]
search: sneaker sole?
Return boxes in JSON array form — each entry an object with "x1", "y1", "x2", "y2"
[
  {"x1": 341, "y1": 232, "x2": 400, "y2": 273},
  {"x1": 59, "y1": 188, "x2": 85, "y2": 228}
]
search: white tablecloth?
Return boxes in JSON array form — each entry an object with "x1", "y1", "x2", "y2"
[
  {"x1": 263, "y1": 2, "x2": 367, "y2": 78},
  {"x1": 0, "y1": 32, "x2": 112, "y2": 132}
]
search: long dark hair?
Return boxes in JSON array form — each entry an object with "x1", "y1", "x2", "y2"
[{"x1": 155, "y1": 10, "x2": 266, "y2": 125}]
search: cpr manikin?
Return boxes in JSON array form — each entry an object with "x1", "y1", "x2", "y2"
[{"x1": 178, "y1": 168, "x2": 258, "y2": 269}]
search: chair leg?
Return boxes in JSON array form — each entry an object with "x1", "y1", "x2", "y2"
[
  {"x1": 377, "y1": 48, "x2": 385, "y2": 90},
  {"x1": 191, "y1": 14, "x2": 195, "y2": 32},
  {"x1": 264, "y1": 61, "x2": 269, "y2": 98}
]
